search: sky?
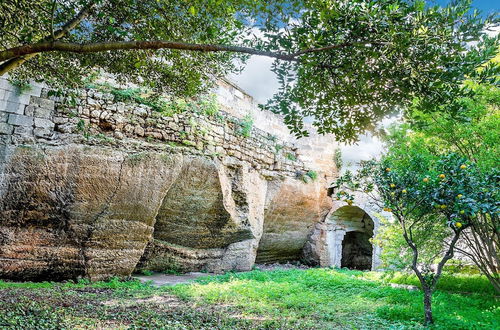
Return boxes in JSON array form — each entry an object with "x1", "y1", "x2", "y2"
[{"x1": 229, "y1": 0, "x2": 499, "y2": 171}]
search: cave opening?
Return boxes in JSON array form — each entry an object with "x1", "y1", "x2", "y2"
[{"x1": 341, "y1": 231, "x2": 373, "y2": 270}]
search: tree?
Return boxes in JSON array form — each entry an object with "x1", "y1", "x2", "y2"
[
  {"x1": 392, "y1": 82, "x2": 500, "y2": 292},
  {"x1": 1, "y1": 0, "x2": 498, "y2": 141},
  {"x1": 333, "y1": 153, "x2": 498, "y2": 325}
]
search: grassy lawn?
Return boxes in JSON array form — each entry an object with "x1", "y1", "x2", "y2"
[{"x1": 0, "y1": 268, "x2": 497, "y2": 329}]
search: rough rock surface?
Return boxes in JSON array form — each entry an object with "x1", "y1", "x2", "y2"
[{"x1": 0, "y1": 78, "x2": 337, "y2": 280}]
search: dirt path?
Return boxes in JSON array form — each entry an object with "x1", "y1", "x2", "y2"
[
  {"x1": 133, "y1": 263, "x2": 309, "y2": 286},
  {"x1": 133, "y1": 272, "x2": 214, "y2": 286}
]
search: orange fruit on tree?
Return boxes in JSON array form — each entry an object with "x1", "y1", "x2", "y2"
[
  {"x1": 423, "y1": 178, "x2": 429, "y2": 182},
  {"x1": 455, "y1": 222, "x2": 462, "y2": 228},
  {"x1": 440, "y1": 204, "x2": 447, "y2": 209},
  {"x1": 390, "y1": 183, "x2": 396, "y2": 188},
  {"x1": 402, "y1": 189, "x2": 407, "y2": 193},
  {"x1": 460, "y1": 164, "x2": 467, "y2": 169},
  {"x1": 460, "y1": 210, "x2": 465, "y2": 214},
  {"x1": 386, "y1": 168, "x2": 391, "y2": 172},
  {"x1": 439, "y1": 174, "x2": 446, "y2": 179},
  {"x1": 457, "y1": 194, "x2": 463, "y2": 199}
]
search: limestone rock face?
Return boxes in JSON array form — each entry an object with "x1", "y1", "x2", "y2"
[
  {"x1": 255, "y1": 177, "x2": 332, "y2": 263},
  {"x1": 0, "y1": 78, "x2": 338, "y2": 280},
  {"x1": 0, "y1": 145, "x2": 174, "y2": 280}
]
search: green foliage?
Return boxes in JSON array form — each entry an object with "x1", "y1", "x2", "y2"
[
  {"x1": 86, "y1": 83, "x2": 220, "y2": 118},
  {"x1": 306, "y1": 170, "x2": 318, "y2": 180},
  {"x1": 285, "y1": 152, "x2": 297, "y2": 161},
  {"x1": 2, "y1": 0, "x2": 497, "y2": 142},
  {"x1": 333, "y1": 149, "x2": 343, "y2": 171},
  {"x1": 140, "y1": 270, "x2": 154, "y2": 276},
  {"x1": 407, "y1": 82, "x2": 500, "y2": 172},
  {"x1": 10, "y1": 79, "x2": 31, "y2": 95},
  {"x1": 337, "y1": 153, "x2": 497, "y2": 269},
  {"x1": 259, "y1": 0, "x2": 500, "y2": 140},
  {"x1": 377, "y1": 272, "x2": 494, "y2": 295},
  {"x1": 300, "y1": 170, "x2": 318, "y2": 183},
  {"x1": 182, "y1": 140, "x2": 196, "y2": 147},
  {"x1": 381, "y1": 83, "x2": 500, "y2": 292},
  {"x1": 237, "y1": 114, "x2": 253, "y2": 137}
]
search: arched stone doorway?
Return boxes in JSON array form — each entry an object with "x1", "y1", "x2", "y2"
[
  {"x1": 341, "y1": 231, "x2": 373, "y2": 270},
  {"x1": 303, "y1": 203, "x2": 380, "y2": 270}
]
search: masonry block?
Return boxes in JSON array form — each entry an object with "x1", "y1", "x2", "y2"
[
  {"x1": 0, "y1": 123, "x2": 13, "y2": 135},
  {"x1": 30, "y1": 96, "x2": 55, "y2": 110},
  {"x1": 24, "y1": 105, "x2": 35, "y2": 116},
  {"x1": 3, "y1": 91, "x2": 31, "y2": 105},
  {"x1": 34, "y1": 127, "x2": 52, "y2": 138},
  {"x1": 14, "y1": 125, "x2": 33, "y2": 136},
  {"x1": 8, "y1": 114, "x2": 34, "y2": 127},
  {"x1": 0, "y1": 112, "x2": 8, "y2": 122},
  {"x1": 34, "y1": 118, "x2": 55, "y2": 130},
  {"x1": 34, "y1": 106, "x2": 52, "y2": 118},
  {"x1": 3, "y1": 101, "x2": 25, "y2": 114}
]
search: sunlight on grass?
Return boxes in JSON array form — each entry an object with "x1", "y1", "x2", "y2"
[{"x1": 168, "y1": 268, "x2": 499, "y2": 329}]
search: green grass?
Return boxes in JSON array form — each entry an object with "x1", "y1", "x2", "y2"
[
  {"x1": 169, "y1": 268, "x2": 499, "y2": 329},
  {"x1": 0, "y1": 269, "x2": 497, "y2": 329},
  {"x1": 370, "y1": 271, "x2": 495, "y2": 295}
]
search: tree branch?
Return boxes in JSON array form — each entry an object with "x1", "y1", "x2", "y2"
[
  {"x1": 0, "y1": 0, "x2": 96, "y2": 75},
  {"x1": 431, "y1": 228, "x2": 462, "y2": 291},
  {"x1": 0, "y1": 40, "x2": 306, "y2": 65}
]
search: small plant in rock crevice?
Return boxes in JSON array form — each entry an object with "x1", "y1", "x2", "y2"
[
  {"x1": 11, "y1": 79, "x2": 31, "y2": 95},
  {"x1": 237, "y1": 114, "x2": 253, "y2": 137},
  {"x1": 286, "y1": 152, "x2": 297, "y2": 161},
  {"x1": 299, "y1": 170, "x2": 318, "y2": 183},
  {"x1": 84, "y1": 82, "x2": 220, "y2": 118}
]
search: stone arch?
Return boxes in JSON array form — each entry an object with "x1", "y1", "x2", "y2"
[{"x1": 302, "y1": 202, "x2": 381, "y2": 270}]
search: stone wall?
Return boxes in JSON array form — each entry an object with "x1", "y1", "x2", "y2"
[{"x1": 0, "y1": 77, "x2": 337, "y2": 280}]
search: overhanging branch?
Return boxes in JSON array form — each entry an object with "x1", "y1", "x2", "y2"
[
  {"x1": 0, "y1": 40, "x2": 302, "y2": 64},
  {"x1": 0, "y1": 0, "x2": 96, "y2": 75}
]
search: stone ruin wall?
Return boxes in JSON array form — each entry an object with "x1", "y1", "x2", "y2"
[{"x1": 0, "y1": 77, "x2": 341, "y2": 280}]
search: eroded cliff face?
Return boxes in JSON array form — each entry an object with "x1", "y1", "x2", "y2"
[{"x1": 0, "y1": 78, "x2": 336, "y2": 280}]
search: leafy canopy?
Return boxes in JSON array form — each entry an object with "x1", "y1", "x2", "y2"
[{"x1": 1, "y1": 0, "x2": 499, "y2": 141}]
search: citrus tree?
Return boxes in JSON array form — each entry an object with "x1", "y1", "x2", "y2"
[
  {"x1": 393, "y1": 81, "x2": 500, "y2": 291},
  {"x1": 1, "y1": 0, "x2": 499, "y2": 141},
  {"x1": 333, "y1": 153, "x2": 498, "y2": 325}
]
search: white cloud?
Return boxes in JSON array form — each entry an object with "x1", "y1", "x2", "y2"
[{"x1": 228, "y1": 55, "x2": 280, "y2": 104}]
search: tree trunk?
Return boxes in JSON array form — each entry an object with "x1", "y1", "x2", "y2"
[{"x1": 423, "y1": 287, "x2": 433, "y2": 325}]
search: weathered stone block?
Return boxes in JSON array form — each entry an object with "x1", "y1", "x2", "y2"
[
  {"x1": 34, "y1": 118, "x2": 55, "y2": 130},
  {"x1": 34, "y1": 106, "x2": 52, "y2": 118},
  {"x1": 8, "y1": 114, "x2": 34, "y2": 127},
  {"x1": 53, "y1": 116, "x2": 69, "y2": 124},
  {"x1": 134, "y1": 126, "x2": 145, "y2": 136},
  {"x1": 0, "y1": 112, "x2": 8, "y2": 122},
  {"x1": 0, "y1": 123, "x2": 13, "y2": 135},
  {"x1": 24, "y1": 105, "x2": 35, "y2": 116},
  {"x1": 30, "y1": 96, "x2": 55, "y2": 110},
  {"x1": 3, "y1": 101, "x2": 25, "y2": 114},
  {"x1": 13, "y1": 125, "x2": 33, "y2": 136},
  {"x1": 133, "y1": 107, "x2": 148, "y2": 117},
  {"x1": 34, "y1": 127, "x2": 52, "y2": 138}
]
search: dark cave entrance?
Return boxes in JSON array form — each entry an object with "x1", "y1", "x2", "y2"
[{"x1": 341, "y1": 231, "x2": 373, "y2": 270}]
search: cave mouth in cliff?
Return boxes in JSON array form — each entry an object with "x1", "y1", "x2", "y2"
[{"x1": 341, "y1": 231, "x2": 373, "y2": 270}]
